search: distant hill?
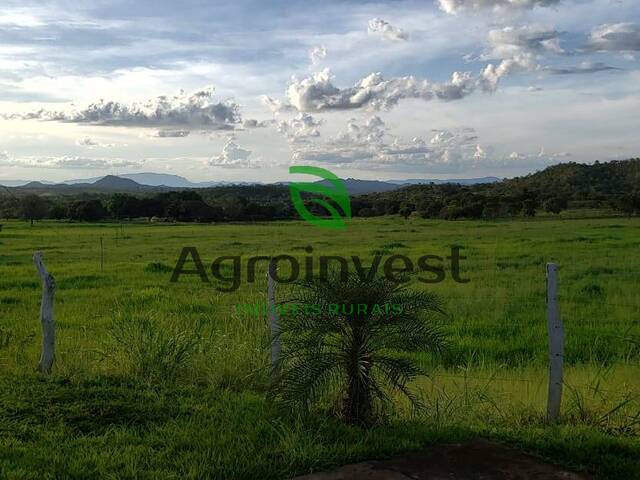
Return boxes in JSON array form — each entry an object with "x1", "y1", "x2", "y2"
[
  {"x1": 5, "y1": 173, "x2": 500, "y2": 192},
  {"x1": 93, "y1": 175, "x2": 143, "y2": 190},
  {"x1": 316, "y1": 177, "x2": 501, "y2": 195},
  {"x1": 359, "y1": 158, "x2": 640, "y2": 219},
  {"x1": 5, "y1": 174, "x2": 255, "y2": 195},
  {"x1": 316, "y1": 178, "x2": 401, "y2": 195},
  {"x1": 22, "y1": 181, "x2": 51, "y2": 189},
  {"x1": 66, "y1": 172, "x2": 204, "y2": 188},
  {"x1": 0, "y1": 180, "x2": 56, "y2": 187},
  {"x1": 123, "y1": 173, "x2": 203, "y2": 188},
  {"x1": 8, "y1": 175, "x2": 162, "y2": 195},
  {"x1": 387, "y1": 177, "x2": 501, "y2": 186},
  {"x1": 65, "y1": 173, "x2": 247, "y2": 188}
]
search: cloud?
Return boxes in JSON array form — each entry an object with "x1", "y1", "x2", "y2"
[
  {"x1": 477, "y1": 27, "x2": 620, "y2": 81},
  {"x1": 473, "y1": 144, "x2": 488, "y2": 160},
  {"x1": 209, "y1": 139, "x2": 252, "y2": 168},
  {"x1": 286, "y1": 115, "x2": 575, "y2": 173},
  {"x1": 150, "y1": 129, "x2": 191, "y2": 138},
  {"x1": 242, "y1": 119, "x2": 273, "y2": 129},
  {"x1": 290, "y1": 117, "x2": 484, "y2": 172},
  {"x1": 277, "y1": 113, "x2": 322, "y2": 144},
  {"x1": 309, "y1": 45, "x2": 327, "y2": 64},
  {"x1": 544, "y1": 61, "x2": 620, "y2": 75},
  {"x1": 438, "y1": 0, "x2": 561, "y2": 15},
  {"x1": 367, "y1": 18, "x2": 408, "y2": 41},
  {"x1": 474, "y1": 27, "x2": 563, "y2": 91},
  {"x1": 283, "y1": 69, "x2": 488, "y2": 113},
  {"x1": 261, "y1": 95, "x2": 297, "y2": 114},
  {"x1": 0, "y1": 153, "x2": 144, "y2": 169},
  {"x1": 585, "y1": 23, "x2": 640, "y2": 53},
  {"x1": 4, "y1": 86, "x2": 241, "y2": 130},
  {"x1": 485, "y1": 26, "x2": 563, "y2": 59},
  {"x1": 480, "y1": 54, "x2": 538, "y2": 91},
  {"x1": 291, "y1": 116, "x2": 387, "y2": 165},
  {"x1": 75, "y1": 136, "x2": 117, "y2": 147},
  {"x1": 494, "y1": 147, "x2": 571, "y2": 167}
]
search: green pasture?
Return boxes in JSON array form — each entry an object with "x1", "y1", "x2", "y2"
[{"x1": 0, "y1": 216, "x2": 639, "y2": 479}]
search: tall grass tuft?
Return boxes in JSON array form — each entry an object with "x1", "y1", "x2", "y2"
[
  {"x1": 107, "y1": 310, "x2": 203, "y2": 383},
  {"x1": 0, "y1": 328, "x2": 12, "y2": 350}
]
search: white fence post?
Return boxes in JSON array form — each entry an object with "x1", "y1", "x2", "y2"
[
  {"x1": 546, "y1": 262, "x2": 564, "y2": 422},
  {"x1": 268, "y1": 259, "x2": 281, "y2": 374},
  {"x1": 33, "y1": 252, "x2": 56, "y2": 374}
]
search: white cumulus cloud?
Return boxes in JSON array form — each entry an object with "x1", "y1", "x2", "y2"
[
  {"x1": 480, "y1": 54, "x2": 538, "y2": 92},
  {"x1": 0, "y1": 154, "x2": 144, "y2": 169},
  {"x1": 367, "y1": 18, "x2": 408, "y2": 41},
  {"x1": 485, "y1": 26, "x2": 563, "y2": 59},
  {"x1": 75, "y1": 136, "x2": 117, "y2": 148},
  {"x1": 4, "y1": 86, "x2": 241, "y2": 131},
  {"x1": 438, "y1": 0, "x2": 561, "y2": 15},
  {"x1": 283, "y1": 69, "x2": 487, "y2": 113},
  {"x1": 209, "y1": 139, "x2": 252, "y2": 168},
  {"x1": 277, "y1": 113, "x2": 322, "y2": 144},
  {"x1": 309, "y1": 45, "x2": 327, "y2": 64},
  {"x1": 290, "y1": 117, "x2": 485, "y2": 172}
]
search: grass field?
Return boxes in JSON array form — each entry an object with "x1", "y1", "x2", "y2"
[{"x1": 1, "y1": 216, "x2": 639, "y2": 479}]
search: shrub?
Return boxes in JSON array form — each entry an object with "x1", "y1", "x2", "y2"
[{"x1": 270, "y1": 272, "x2": 447, "y2": 425}]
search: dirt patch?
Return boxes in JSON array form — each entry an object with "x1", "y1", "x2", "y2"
[{"x1": 293, "y1": 438, "x2": 591, "y2": 480}]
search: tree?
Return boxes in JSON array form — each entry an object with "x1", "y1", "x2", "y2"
[
  {"x1": 219, "y1": 195, "x2": 247, "y2": 220},
  {"x1": 521, "y1": 198, "x2": 537, "y2": 217},
  {"x1": 49, "y1": 203, "x2": 68, "y2": 220},
  {"x1": 138, "y1": 198, "x2": 163, "y2": 220},
  {"x1": 20, "y1": 195, "x2": 48, "y2": 226},
  {"x1": 68, "y1": 200, "x2": 107, "y2": 221},
  {"x1": 398, "y1": 205, "x2": 413, "y2": 219},
  {"x1": 543, "y1": 197, "x2": 568, "y2": 215},
  {"x1": 108, "y1": 194, "x2": 140, "y2": 219},
  {"x1": 616, "y1": 192, "x2": 640, "y2": 216},
  {"x1": 180, "y1": 200, "x2": 223, "y2": 222},
  {"x1": 417, "y1": 199, "x2": 444, "y2": 219},
  {"x1": 358, "y1": 207, "x2": 375, "y2": 217},
  {"x1": 270, "y1": 272, "x2": 446, "y2": 425}
]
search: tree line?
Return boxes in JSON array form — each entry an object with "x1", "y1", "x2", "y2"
[
  {"x1": 0, "y1": 187, "x2": 296, "y2": 224},
  {"x1": 2, "y1": 158, "x2": 639, "y2": 224},
  {"x1": 353, "y1": 159, "x2": 640, "y2": 219}
]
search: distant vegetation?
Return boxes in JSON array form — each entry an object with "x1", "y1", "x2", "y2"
[{"x1": 1, "y1": 158, "x2": 639, "y2": 222}]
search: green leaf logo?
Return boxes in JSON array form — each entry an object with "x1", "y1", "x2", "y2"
[{"x1": 289, "y1": 166, "x2": 351, "y2": 229}]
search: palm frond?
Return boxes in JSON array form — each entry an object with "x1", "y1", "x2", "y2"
[{"x1": 269, "y1": 271, "x2": 448, "y2": 425}]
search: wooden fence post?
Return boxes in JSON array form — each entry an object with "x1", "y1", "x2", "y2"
[
  {"x1": 268, "y1": 259, "x2": 281, "y2": 374},
  {"x1": 33, "y1": 252, "x2": 56, "y2": 374},
  {"x1": 546, "y1": 262, "x2": 564, "y2": 422}
]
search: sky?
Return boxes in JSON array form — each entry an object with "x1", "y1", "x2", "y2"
[{"x1": 0, "y1": 0, "x2": 639, "y2": 183}]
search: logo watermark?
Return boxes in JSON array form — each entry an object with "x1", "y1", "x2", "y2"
[
  {"x1": 233, "y1": 302, "x2": 406, "y2": 317},
  {"x1": 170, "y1": 246, "x2": 470, "y2": 292},
  {"x1": 289, "y1": 166, "x2": 351, "y2": 229}
]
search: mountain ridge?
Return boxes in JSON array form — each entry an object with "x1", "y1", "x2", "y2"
[{"x1": 1, "y1": 173, "x2": 501, "y2": 194}]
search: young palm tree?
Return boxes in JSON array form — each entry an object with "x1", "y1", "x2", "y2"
[{"x1": 270, "y1": 272, "x2": 446, "y2": 425}]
